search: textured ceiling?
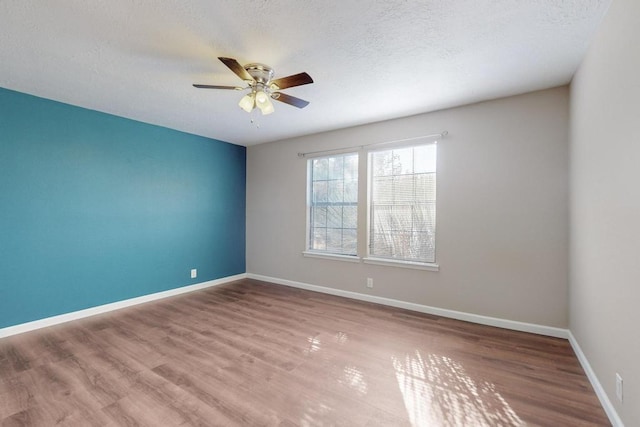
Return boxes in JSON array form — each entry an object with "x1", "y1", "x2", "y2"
[{"x1": 0, "y1": 1, "x2": 610, "y2": 146}]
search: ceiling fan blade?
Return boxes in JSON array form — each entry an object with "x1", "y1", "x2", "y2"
[
  {"x1": 218, "y1": 57, "x2": 254, "y2": 82},
  {"x1": 193, "y1": 84, "x2": 242, "y2": 90},
  {"x1": 270, "y1": 72, "x2": 313, "y2": 90},
  {"x1": 272, "y1": 92, "x2": 310, "y2": 109}
]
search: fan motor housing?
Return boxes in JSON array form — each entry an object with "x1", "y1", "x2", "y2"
[{"x1": 244, "y1": 63, "x2": 274, "y2": 84}]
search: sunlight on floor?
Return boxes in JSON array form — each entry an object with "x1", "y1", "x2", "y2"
[
  {"x1": 392, "y1": 351, "x2": 525, "y2": 426},
  {"x1": 300, "y1": 402, "x2": 332, "y2": 427},
  {"x1": 333, "y1": 331, "x2": 348, "y2": 345},
  {"x1": 304, "y1": 334, "x2": 322, "y2": 356},
  {"x1": 339, "y1": 365, "x2": 368, "y2": 395}
]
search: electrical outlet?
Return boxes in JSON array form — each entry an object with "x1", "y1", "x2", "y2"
[
  {"x1": 366, "y1": 278, "x2": 374, "y2": 289},
  {"x1": 616, "y1": 373, "x2": 623, "y2": 402},
  {"x1": 190, "y1": 269, "x2": 197, "y2": 279}
]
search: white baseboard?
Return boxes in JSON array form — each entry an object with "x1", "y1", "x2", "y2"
[
  {"x1": 568, "y1": 331, "x2": 624, "y2": 427},
  {"x1": 246, "y1": 273, "x2": 569, "y2": 339},
  {"x1": 0, "y1": 273, "x2": 248, "y2": 339}
]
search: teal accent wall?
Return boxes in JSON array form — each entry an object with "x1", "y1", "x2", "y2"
[{"x1": 0, "y1": 87, "x2": 246, "y2": 328}]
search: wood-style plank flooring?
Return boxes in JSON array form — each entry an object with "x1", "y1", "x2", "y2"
[{"x1": 0, "y1": 279, "x2": 609, "y2": 426}]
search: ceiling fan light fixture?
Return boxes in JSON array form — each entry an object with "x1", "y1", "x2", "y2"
[
  {"x1": 255, "y1": 90, "x2": 274, "y2": 115},
  {"x1": 194, "y1": 57, "x2": 313, "y2": 115},
  {"x1": 255, "y1": 90, "x2": 268, "y2": 105},
  {"x1": 238, "y1": 92, "x2": 255, "y2": 113},
  {"x1": 259, "y1": 100, "x2": 274, "y2": 115}
]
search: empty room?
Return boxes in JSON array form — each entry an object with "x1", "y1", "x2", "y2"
[{"x1": 0, "y1": 0, "x2": 637, "y2": 426}]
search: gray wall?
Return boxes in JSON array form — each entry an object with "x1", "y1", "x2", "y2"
[
  {"x1": 570, "y1": 0, "x2": 640, "y2": 424},
  {"x1": 247, "y1": 87, "x2": 569, "y2": 328}
]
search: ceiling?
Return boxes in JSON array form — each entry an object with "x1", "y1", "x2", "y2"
[{"x1": 0, "y1": 1, "x2": 610, "y2": 146}]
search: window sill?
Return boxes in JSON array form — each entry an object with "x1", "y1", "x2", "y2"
[
  {"x1": 302, "y1": 251, "x2": 361, "y2": 263},
  {"x1": 302, "y1": 252, "x2": 439, "y2": 271},
  {"x1": 362, "y1": 257, "x2": 439, "y2": 271}
]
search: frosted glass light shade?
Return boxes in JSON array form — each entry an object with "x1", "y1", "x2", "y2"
[
  {"x1": 238, "y1": 93, "x2": 255, "y2": 112},
  {"x1": 259, "y1": 99, "x2": 274, "y2": 115},
  {"x1": 255, "y1": 91, "x2": 274, "y2": 115},
  {"x1": 255, "y1": 90, "x2": 268, "y2": 105}
]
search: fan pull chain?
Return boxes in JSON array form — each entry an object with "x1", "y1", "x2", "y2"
[{"x1": 250, "y1": 109, "x2": 260, "y2": 129}]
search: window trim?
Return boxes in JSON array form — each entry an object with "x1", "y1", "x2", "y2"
[
  {"x1": 305, "y1": 151, "x2": 359, "y2": 257},
  {"x1": 366, "y1": 141, "x2": 438, "y2": 264},
  {"x1": 302, "y1": 251, "x2": 361, "y2": 263},
  {"x1": 302, "y1": 137, "x2": 440, "y2": 272},
  {"x1": 362, "y1": 257, "x2": 439, "y2": 271}
]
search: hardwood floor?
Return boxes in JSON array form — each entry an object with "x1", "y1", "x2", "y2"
[{"x1": 0, "y1": 279, "x2": 609, "y2": 426}]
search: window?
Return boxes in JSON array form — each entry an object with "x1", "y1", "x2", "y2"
[
  {"x1": 307, "y1": 153, "x2": 358, "y2": 256},
  {"x1": 369, "y1": 144, "x2": 437, "y2": 263},
  {"x1": 304, "y1": 140, "x2": 438, "y2": 269}
]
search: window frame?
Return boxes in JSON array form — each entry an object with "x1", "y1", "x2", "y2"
[
  {"x1": 365, "y1": 141, "x2": 438, "y2": 268},
  {"x1": 304, "y1": 152, "x2": 359, "y2": 258},
  {"x1": 301, "y1": 139, "x2": 440, "y2": 272}
]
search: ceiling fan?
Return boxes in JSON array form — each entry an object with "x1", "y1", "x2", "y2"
[{"x1": 193, "y1": 57, "x2": 313, "y2": 115}]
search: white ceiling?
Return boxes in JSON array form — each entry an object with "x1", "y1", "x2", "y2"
[{"x1": 0, "y1": 1, "x2": 610, "y2": 146}]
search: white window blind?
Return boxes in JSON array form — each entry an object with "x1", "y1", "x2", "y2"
[
  {"x1": 369, "y1": 143, "x2": 436, "y2": 263},
  {"x1": 308, "y1": 153, "x2": 358, "y2": 255}
]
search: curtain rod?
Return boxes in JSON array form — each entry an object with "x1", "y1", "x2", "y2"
[{"x1": 297, "y1": 131, "x2": 448, "y2": 158}]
